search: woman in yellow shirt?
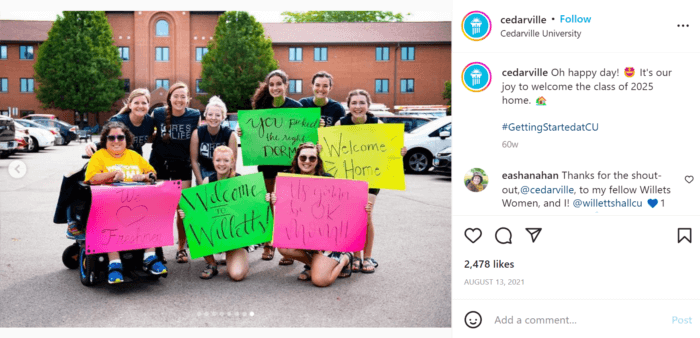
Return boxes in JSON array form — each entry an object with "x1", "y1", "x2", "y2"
[{"x1": 83, "y1": 121, "x2": 165, "y2": 284}]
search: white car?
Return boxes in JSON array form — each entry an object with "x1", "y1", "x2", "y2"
[
  {"x1": 403, "y1": 116, "x2": 452, "y2": 174},
  {"x1": 14, "y1": 120, "x2": 55, "y2": 152}
]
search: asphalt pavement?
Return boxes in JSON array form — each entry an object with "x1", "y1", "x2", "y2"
[{"x1": 0, "y1": 142, "x2": 450, "y2": 327}]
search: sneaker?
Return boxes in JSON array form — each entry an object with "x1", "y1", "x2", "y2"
[
  {"x1": 108, "y1": 262, "x2": 124, "y2": 284},
  {"x1": 66, "y1": 222, "x2": 85, "y2": 240},
  {"x1": 143, "y1": 255, "x2": 167, "y2": 275}
]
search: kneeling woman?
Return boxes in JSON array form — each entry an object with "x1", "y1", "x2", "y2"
[
  {"x1": 84, "y1": 121, "x2": 165, "y2": 284},
  {"x1": 178, "y1": 146, "x2": 249, "y2": 281},
  {"x1": 266, "y1": 142, "x2": 367, "y2": 287}
]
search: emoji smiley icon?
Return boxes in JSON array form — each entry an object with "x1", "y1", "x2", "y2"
[
  {"x1": 624, "y1": 67, "x2": 635, "y2": 77},
  {"x1": 465, "y1": 311, "x2": 482, "y2": 329}
]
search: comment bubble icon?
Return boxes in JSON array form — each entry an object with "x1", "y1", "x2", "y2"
[{"x1": 495, "y1": 227, "x2": 513, "y2": 244}]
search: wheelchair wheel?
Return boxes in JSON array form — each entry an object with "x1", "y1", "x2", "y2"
[
  {"x1": 62, "y1": 243, "x2": 80, "y2": 269},
  {"x1": 79, "y1": 247, "x2": 98, "y2": 287}
]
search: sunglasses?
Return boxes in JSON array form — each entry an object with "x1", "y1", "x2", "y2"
[
  {"x1": 299, "y1": 155, "x2": 317, "y2": 162},
  {"x1": 107, "y1": 135, "x2": 126, "y2": 142}
]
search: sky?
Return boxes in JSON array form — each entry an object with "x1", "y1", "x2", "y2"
[{"x1": 0, "y1": 11, "x2": 451, "y2": 23}]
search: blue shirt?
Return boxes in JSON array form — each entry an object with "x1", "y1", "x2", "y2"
[
  {"x1": 197, "y1": 124, "x2": 233, "y2": 171},
  {"x1": 151, "y1": 107, "x2": 201, "y2": 162},
  {"x1": 299, "y1": 97, "x2": 345, "y2": 127}
]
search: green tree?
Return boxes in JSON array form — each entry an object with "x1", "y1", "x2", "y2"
[
  {"x1": 282, "y1": 11, "x2": 406, "y2": 23},
  {"x1": 198, "y1": 12, "x2": 278, "y2": 111},
  {"x1": 442, "y1": 80, "x2": 451, "y2": 116},
  {"x1": 34, "y1": 11, "x2": 123, "y2": 128}
]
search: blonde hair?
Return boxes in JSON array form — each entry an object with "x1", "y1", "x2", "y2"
[
  {"x1": 205, "y1": 95, "x2": 227, "y2": 118},
  {"x1": 213, "y1": 145, "x2": 236, "y2": 178},
  {"x1": 117, "y1": 88, "x2": 151, "y2": 115}
]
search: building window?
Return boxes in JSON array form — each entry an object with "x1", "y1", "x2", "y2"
[
  {"x1": 20, "y1": 45, "x2": 34, "y2": 60},
  {"x1": 156, "y1": 79, "x2": 169, "y2": 90},
  {"x1": 123, "y1": 79, "x2": 130, "y2": 92},
  {"x1": 289, "y1": 79, "x2": 302, "y2": 94},
  {"x1": 196, "y1": 79, "x2": 205, "y2": 94},
  {"x1": 376, "y1": 47, "x2": 389, "y2": 61},
  {"x1": 156, "y1": 47, "x2": 169, "y2": 61},
  {"x1": 401, "y1": 79, "x2": 415, "y2": 93},
  {"x1": 1, "y1": 110, "x2": 8, "y2": 117},
  {"x1": 196, "y1": 47, "x2": 208, "y2": 62},
  {"x1": 118, "y1": 47, "x2": 129, "y2": 61},
  {"x1": 314, "y1": 47, "x2": 327, "y2": 61},
  {"x1": 289, "y1": 47, "x2": 302, "y2": 61},
  {"x1": 156, "y1": 20, "x2": 169, "y2": 36},
  {"x1": 401, "y1": 47, "x2": 415, "y2": 61},
  {"x1": 20, "y1": 78, "x2": 34, "y2": 93},
  {"x1": 375, "y1": 79, "x2": 389, "y2": 94},
  {"x1": 1, "y1": 78, "x2": 7, "y2": 92},
  {"x1": 1, "y1": 46, "x2": 7, "y2": 60}
]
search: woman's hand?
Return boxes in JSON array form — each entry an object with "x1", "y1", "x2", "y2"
[
  {"x1": 365, "y1": 201, "x2": 374, "y2": 214},
  {"x1": 113, "y1": 171, "x2": 125, "y2": 182},
  {"x1": 316, "y1": 143, "x2": 323, "y2": 153},
  {"x1": 236, "y1": 126, "x2": 242, "y2": 138},
  {"x1": 85, "y1": 143, "x2": 97, "y2": 157},
  {"x1": 401, "y1": 147, "x2": 407, "y2": 157},
  {"x1": 177, "y1": 209, "x2": 186, "y2": 219},
  {"x1": 265, "y1": 192, "x2": 277, "y2": 205},
  {"x1": 319, "y1": 118, "x2": 325, "y2": 127},
  {"x1": 132, "y1": 174, "x2": 146, "y2": 182}
]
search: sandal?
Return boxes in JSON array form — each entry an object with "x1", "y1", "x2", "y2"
[
  {"x1": 261, "y1": 245, "x2": 275, "y2": 261},
  {"x1": 362, "y1": 257, "x2": 378, "y2": 274},
  {"x1": 279, "y1": 257, "x2": 294, "y2": 266},
  {"x1": 200, "y1": 263, "x2": 218, "y2": 279},
  {"x1": 351, "y1": 257, "x2": 362, "y2": 272},
  {"x1": 297, "y1": 265, "x2": 311, "y2": 281},
  {"x1": 176, "y1": 249, "x2": 188, "y2": 264},
  {"x1": 338, "y1": 253, "x2": 353, "y2": 278}
]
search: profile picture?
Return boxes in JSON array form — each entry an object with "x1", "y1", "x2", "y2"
[{"x1": 464, "y1": 168, "x2": 488, "y2": 192}]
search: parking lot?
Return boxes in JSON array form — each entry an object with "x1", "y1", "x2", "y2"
[{"x1": 0, "y1": 142, "x2": 450, "y2": 327}]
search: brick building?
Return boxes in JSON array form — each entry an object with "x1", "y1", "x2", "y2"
[{"x1": 1, "y1": 12, "x2": 450, "y2": 125}]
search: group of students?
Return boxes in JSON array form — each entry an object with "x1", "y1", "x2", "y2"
[{"x1": 72, "y1": 70, "x2": 405, "y2": 287}]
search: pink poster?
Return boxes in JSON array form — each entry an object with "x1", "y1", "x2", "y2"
[
  {"x1": 85, "y1": 181, "x2": 181, "y2": 254},
  {"x1": 272, "y1": 175, "x2": 368, "y2": 252}
]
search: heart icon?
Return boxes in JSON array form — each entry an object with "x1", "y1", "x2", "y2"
[
  {"x1": 647, "y1": 199, "x2": 658, "y2": 208},
  {"x1": 686, "y1": 176, "x2": 694, "y2": 184},
  {"x1": 464, "y1": 228, "x2": 482, "y2": 243},
  {"x1": 116, "y1": 205, "x2": 149, "y2": 227}
]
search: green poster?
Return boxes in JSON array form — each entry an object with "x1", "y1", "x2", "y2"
[
  {"x1": 178, "y1": 172, "x2": 273, "y2": 259},
  {"x1": 239, "y1": 108, "x2": 321, "y2": 165}
]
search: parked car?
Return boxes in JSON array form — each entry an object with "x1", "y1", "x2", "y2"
[
  {"x1": 403, "y1": 116, "x2": 452, "y2": 174},
  {"x1": 0, "y1": 116, "x2": 18, "y2": 159},
  {"x1": 14, "y1": 121, "x2": 55, "y2": 152},
  {"x1": 378, "y1": 115, "x2": 431, "y2": 133},
  {"x1": 430, "y1": 146, "x2": 451, "y2": 174},
  {"x1": 16, "y1": 119, "x2": 64, "y2": 146},
  {"x1": 31, "y1": 119, "x2": 78, "y2": 145},
  {"x1": 22, "y1": 114, "x2": 57, "y2": 121},
  {"x1": 15, "y1": 132, "x2": 32, "y2": 152}
]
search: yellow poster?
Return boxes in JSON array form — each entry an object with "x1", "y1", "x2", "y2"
[{"x1": 318, "y1": 124, "x2": 405, "y2": 190}]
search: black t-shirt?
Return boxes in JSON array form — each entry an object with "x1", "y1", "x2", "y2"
[
  {"x1": 207, "y1": 172, "x2": 241, "y2": 183},
  {"x1": 299, "y1": 97, "x2": 345, "y2": 127},
  {"x1": 197, "y1": 125, "x2": 233, "y2": 171},
  {"x1": 150, "y1": 107, "x2": 200, "y2": 162},
  {"x1": 279, "y1": 97, "x2": 302, "y2": 108},
  {"x1": 109, "y1": 113, "x2": 155, "y2": 156},
  {"x1": 257, "y1": 97, "x2": 303, "y2": 179},
  {"x1": 338, "y1": 113, "x2": 380, "y2": 125}
]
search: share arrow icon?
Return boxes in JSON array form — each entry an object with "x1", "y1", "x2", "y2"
[{"x1": 526, "y1": 228, "x2": 542, "y2": 243}]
